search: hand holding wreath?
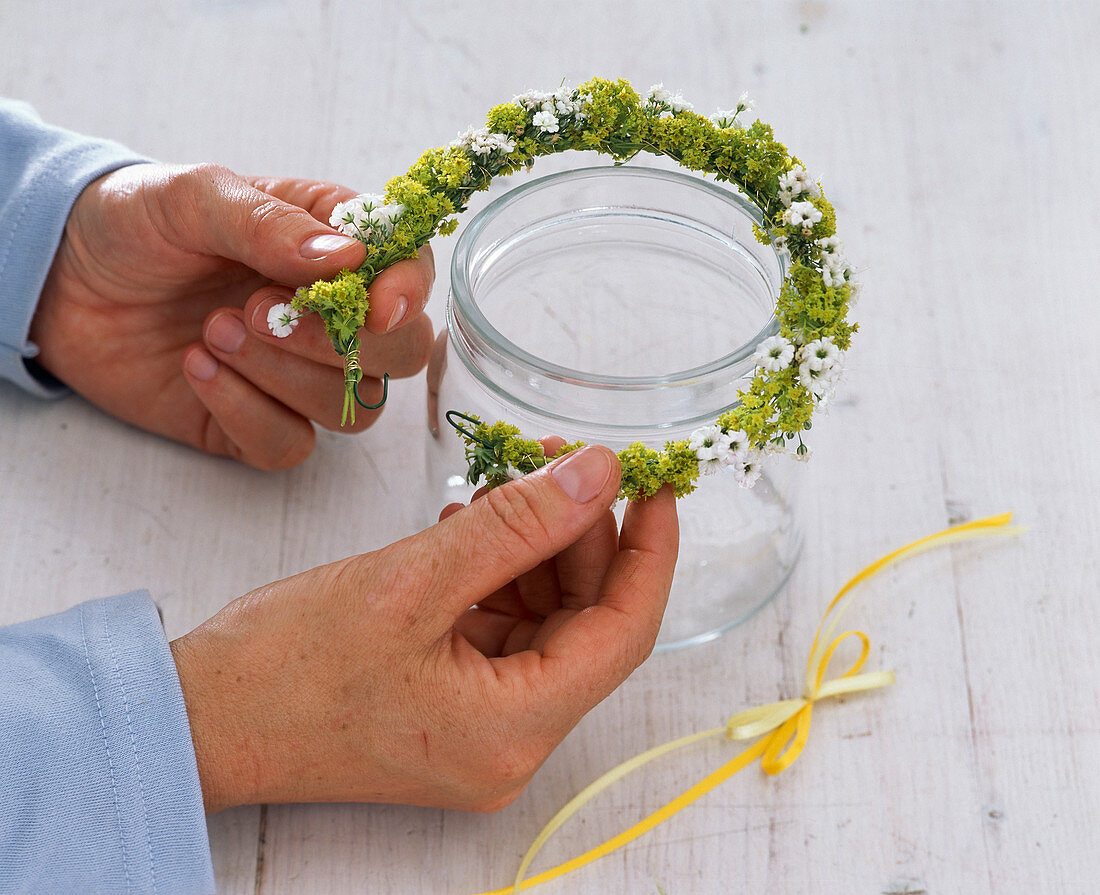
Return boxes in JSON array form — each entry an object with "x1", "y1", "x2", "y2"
[
  {"x1": 29, "y1": 162, "x2": 435, "y2": 469},
  {"x1": 170, "y1": 444, "x2": 678, "y2": 812}
]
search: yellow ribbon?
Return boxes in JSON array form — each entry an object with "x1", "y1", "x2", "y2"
[{"x1": 468, "y1": 512, "x2": 1023, "y2": 895}]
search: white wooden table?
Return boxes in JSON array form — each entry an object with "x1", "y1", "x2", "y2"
[{"x1": 2, "y1": 2, "x2": 1098, "y2": 892}]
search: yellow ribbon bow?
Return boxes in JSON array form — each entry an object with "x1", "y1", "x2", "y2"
[{"x1": 470, "y1": 512, "x2": 1022, "y2": 895}]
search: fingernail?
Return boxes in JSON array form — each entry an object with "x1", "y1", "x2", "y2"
[
  {"x1": 300, "y1": 233, "x2": 360, "y2": 259},
  {"x1": 185, "y1": 347, "x2": 218, "y2": 382},
  {"x1": 251, "y1": 301, "x2": 271, "y2": 332},
  {"x1": 386, "y1": 295, "x2": 409, "y2": 332},
  {"x1": 207, "y1": 313, "x2": 246, "y2": 354},
  {"x1": 250, "y1": 296, "x2": 289, "y2": 333},
  {"x1": 550, "y1": 446, "x2": 613, "y2": 504}
]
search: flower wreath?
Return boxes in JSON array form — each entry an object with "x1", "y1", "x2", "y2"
[{"x1": 269, "y1": 77, "x2": 858, "y2": 501}]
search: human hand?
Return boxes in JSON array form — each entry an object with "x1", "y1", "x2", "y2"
[
  {"x1": 30, "y1": 163, "x2": 435, "y2": 469},
  {"x1": 169, "y1": 444, "x2": 678, "y2": 813}
]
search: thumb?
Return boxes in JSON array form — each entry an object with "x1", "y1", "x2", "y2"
[
  {"x1": 413, "y1": 446, "x2": 622, "y2": 627},
  {"x1": 174, "y1": 163, "x2": 366, "y2": 285}
]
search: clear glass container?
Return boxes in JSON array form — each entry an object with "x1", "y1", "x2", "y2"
[{"x1": 425, "y1": 165, "x2": 803, "y2": 650}]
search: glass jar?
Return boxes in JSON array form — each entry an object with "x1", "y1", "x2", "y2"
[{"x1": 425, "y1": 165, "x2": 803, "y2": 650}]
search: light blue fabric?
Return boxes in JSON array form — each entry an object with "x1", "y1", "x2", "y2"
[
  {"x1": 0, "y1": 593, "x2": 216, "y2": 894},
  {"x1": 0, "y1": 99, "x2": 149, "y2": 397},
  {"x1": 0, "y1": 100, "x2": 216, "y2": 893}
]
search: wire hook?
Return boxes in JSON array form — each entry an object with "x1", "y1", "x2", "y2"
[
  {"x1": 354, "y1": 373, "x2": 389, "y2": 410},
  {"x1": 445, "y1": 410, "x2": 491, "y2": 447}
]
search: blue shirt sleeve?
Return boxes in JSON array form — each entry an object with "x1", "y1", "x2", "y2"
[
  {"x1": 0, "y1": 100, "x2": 214, "y2": 893},
  {"x1": 0, "y1": 98, "x2": 150, "y2": 397},
  {"x1": 0, "y1": 592, "x2": 216, "y2": 895}
]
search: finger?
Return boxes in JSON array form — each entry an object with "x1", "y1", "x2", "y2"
[
  {"x1": 441, "y1": 433, "x2": 603, "y2": 619},
  {"x1": 426, "y1": 329, "x2": 448, "y2": 437},
  {"x1": 481, "y1": 496, "x2": 617, "y2": 653},
  {"x1": 455, "y1": 607, "x2": 542, "y2": 658},
  {"x1": 468, "y1": 439, "x2": 595, "y2": 617},
  {"x1": 540, "y1": 486, "x2": 679, "y2": 693},
  {"x1": 171, "y1": 163, "x2": 366, "y2": 285},
  {"x1": 245, "y1": 287, "x2": 342, "y2": 365},
  {"x1": 357, "y1": 315, "x2": 435, "y2": 377},
  {"x1": 202, "y1": 308, "x2": 385, "y2": 433},
  {"x1": 181, "y1": 344, "x2": 316, "y2": 470},
  {"x1": 516, "y1": 505, "x2": 621, "y2": 655},
  {"x1": 243, "y1": 176, "x2": 436, "y2": 334},
  {"x1": 246, "y1": 288, "x2": 434, "y2": 377},
  {"x1": 552, "y1": 508, "x2": 620, "y2": 609},
  {"x1": 400, "y1": 446, "x2": 622, "y2": 628},
  {"x1": 445, "y1": 490, "x2": 557, "y2": 618},
  {"x1": 243, "y1": 176, "x2": 358, "y2": 224},
  {"x1": 505, "y1": 504, "x2": 616, "y2": 618},
  {"x1": 540, "y1": 436, "x2": 568, "y2": 457},
  {"x1": 438, "y1": 502, "x2": 464, "y2": 523},
  {"x1": 361, "y1": 245, "x2": 436, "y2": 334}
]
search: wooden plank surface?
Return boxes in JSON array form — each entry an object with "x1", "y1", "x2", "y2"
[{"x1": 2, "y1": 1, "x2": 1098, "y2": 892}]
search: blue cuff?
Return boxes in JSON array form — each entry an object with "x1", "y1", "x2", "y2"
[
  {"x1": 0, "y1": 591, "x2": 215, "y2": 894},
  {"x1": 0, "y1": 99, "x2": 151, "y2": 398}
]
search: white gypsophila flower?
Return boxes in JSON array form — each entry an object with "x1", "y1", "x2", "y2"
[
  {"x1": 366, "y1": 198, "x2": 403, "y2": 228},
  {"x1": 799, "y1": 362, "x2": 826, "y2": 390},
  {"x1": 724, "y1": 428, "x2": 752, "y2": 457},
  {"x1": 798, "y1": 342, "x2": 844, "y2": 403},
  {"x1": 532, "y1": 109, "x2": 560, "y2": 133},
  {"x1": 331, "y1": 193, "x2": 406, "y2": 243},
  {"x1": 709, "y1": 109, "x2": 742, "y2": 129},
  {"x1": 795, "y1": 167, "x2": 822, "y2": 199},
  {"x1": 329, "y1": 200, "x2": 349, "y2": 231},
  {"x1": 754, "y1": 335, "x2": 796, "y2": 372},
  {"x1": 480, "y1": 132, "x2": 516, "y2": 155},
  {"x1": 550, "y1": 86, "x2": 582, "y2": 117},
  {"x1": 815, "y1": 236, "x2": 851, "y2": 288},
  {"x1": 267, "y1": 302, "x2": 299, "y2": 339},
  {"x1": 698, "y1": 457, "x2": 727, "y2": 476},
  {"x1": 451, "y1": 126, "x2": 516, "y2": 157},
  {"x1": 574, "y1": 92, "x2": 593, "y2": 121},
  {"x1": 513, "y1": 89, "x2": 552, "y2": 110},
  {"x1": 782, "y1": 200, "x2": 824, "y2": 233},
  {"x1": 381, "y1": 203, "x2": 406, "y2": 225},
  {"x1": 329, "y1": 196, "x2": 361, "y2": 231},
  {"x1": 668, "y1": 93, "x2": 693, "y2": 113},
  {"x1": 331, "y1": 194, "x2": 371, "y2": 238},
  {"x1": 688, "y1": 425, "x2": 730, "y2": 461},
  {"x1": 777, "y1": 166, "x2": 822, "y2": 207},
  {"x1": 647, "y1": 83, "x2": 673, "y2": 105},
  {"x1": 776, "y1": 171, "x2": 800, "y2": 206},
  {"x1": 689, "y1": 424, "x2": 737, "y2": 475},
  {"x1": 332, "y1": 193, "x2": 372, "y2": 223},
  {"x1": 800, "y1": 365, "x2": 842, "y2": 404},
  {"x1": 822, "y1": 263, "x2": 849, "y2": 288},
  {"x1": 732, "y1": 452, "x2": 764, "y2": 488},
  {"x1": 450, "y1": 126, "x2": 479, "y2": 150},
  {"x1": 798, "y1": 336, "x2": 841, "y2": 372}
]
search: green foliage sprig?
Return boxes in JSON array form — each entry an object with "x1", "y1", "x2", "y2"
[{"x1": 288, "y1": 77, "x2": 858, "y2": 497}]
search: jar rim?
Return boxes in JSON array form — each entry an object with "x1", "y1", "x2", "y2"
[{"x1": 449, "y1": 164, "x2": 782, "y2": 392}]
